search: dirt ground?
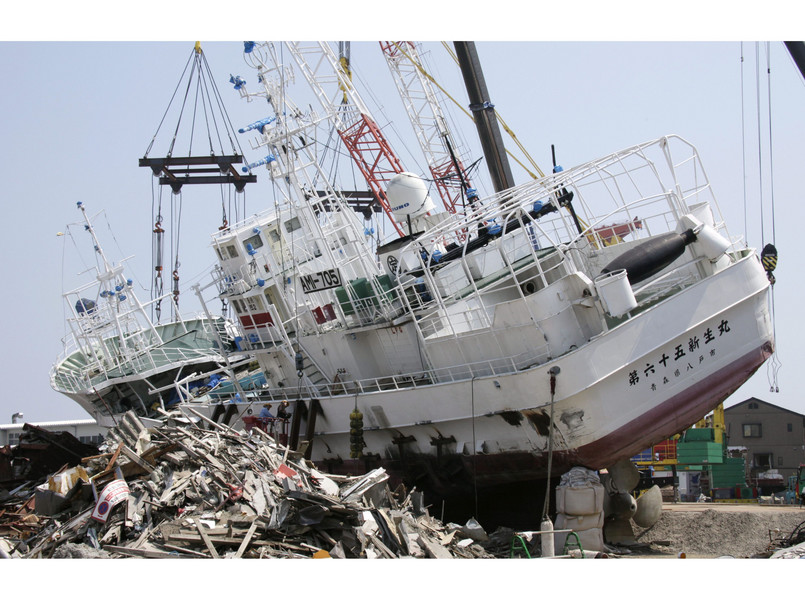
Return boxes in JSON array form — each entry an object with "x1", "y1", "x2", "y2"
[{"x1": 619, "y1": 502, "x2": 805, "y2": 558}]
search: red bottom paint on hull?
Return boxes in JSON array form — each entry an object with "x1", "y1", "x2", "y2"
[
  {"x1": 316, "y1": 342, "x2": 772, "y2": 528},
  {"x1": 573, "y1": 340, "x2": 774, "y2": 470}
]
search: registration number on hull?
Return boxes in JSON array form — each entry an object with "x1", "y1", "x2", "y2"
[{"x1": 300, "y1": 268, "x2": 342, "y2": 294}]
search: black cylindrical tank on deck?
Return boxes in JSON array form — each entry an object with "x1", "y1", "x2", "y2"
[{"x1": 601, "y1": 229, "x2": 696, "y2": 285}]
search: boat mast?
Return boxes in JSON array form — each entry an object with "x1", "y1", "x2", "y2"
[
  {"x1": 283, "y1": 41, "x2": 408, "y2": 237},
  {"x1": 75, "y1": 201, "x2": 161, "y2": 349},
  {"x1": 453, "y1": 42, "x2": 516, "y2": 193}
]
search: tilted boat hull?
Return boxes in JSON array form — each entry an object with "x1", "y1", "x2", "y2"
[
  {"x1": 51, "y1": 318, "x2": 240, "y2": 426},
  {"x1": 183, "y1": 250, "x2": 772, "y2": 524}
]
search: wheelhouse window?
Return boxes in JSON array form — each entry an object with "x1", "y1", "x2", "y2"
[
  {"x1": 284, "y1": 217, "x2": 301, "y2": 233},
  {"x1": 243, "y1": 233, "x2": 264, "y2": 253},
  {"x1": 245, "y1": 296, "x2": 265, "y2": 312}
]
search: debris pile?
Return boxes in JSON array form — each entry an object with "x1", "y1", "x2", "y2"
[{"x1": 1, "y1": 410, "x2": 497, "y2": 559}]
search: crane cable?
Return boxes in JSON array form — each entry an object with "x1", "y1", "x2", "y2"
[
  {"x1": 147, "y1": 43, "x2": 251, "y2": 319},
  {"x1": 740, "y1": 43, "x2": 748, "y2": 248},
  {"x1": 763, "y1": 42, "x2": 782, "y2": 392},
  {"x1": 143, "y1": 49, "x2": 195, "y2": 158},
  {"x1": 746, "y1": 43, "x2": 781, "y2": 392}
]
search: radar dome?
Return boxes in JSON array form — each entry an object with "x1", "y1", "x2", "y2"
[{"x1": 386, "y1": 172, "x2": 435, "y2": 219}]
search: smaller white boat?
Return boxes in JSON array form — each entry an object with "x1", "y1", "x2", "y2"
[{"x1": 50, "y1": 202, "x2": 249, "y2": 427}]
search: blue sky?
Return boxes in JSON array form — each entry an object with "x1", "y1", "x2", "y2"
[{"x1": 1, "y1": 11, "x2": 804, "y2": 426}]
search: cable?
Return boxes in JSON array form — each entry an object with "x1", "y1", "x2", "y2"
[
  {"x1": 755, "y1": 43, "x2": 765, "y2": 247},
  {"x1": 766, "y1": 43, "x2": 777, "y2": 247},
  {"x1": 740, "y1": 43, "x2": 748, "y2": 247},
  {"x1": 470, "y1": 376, "x2": 478, "y2": 519},
  {"x1": 203, "y1": 48, "x2": 245, "y2": 157},
  {"x1": 765, "y1": 43, "x2": 782, "y2": 392},
  {"x1": 542, "y1": 367, "x2": 559, "y2": 521},
  {"x1": 143, "y1": 48, "x2": 195, "y2": 157},
  {"x1": 167, "y1": 51, "x2": 199, "y2": 159}
]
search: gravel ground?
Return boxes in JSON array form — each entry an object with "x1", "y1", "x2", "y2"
[{"x1": 624, "y1": 505, "x2": 805, "y2": 558}]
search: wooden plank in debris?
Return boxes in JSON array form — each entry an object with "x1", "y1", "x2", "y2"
[
  {"x1": 119, "y1": 443, "x2": 156, "y2": 474},
  {"x1": 162, "y1": 450, "x2": 188, "y2": 467},
  {"x1": 103, "y1": 545, "x2": 184, "y2": 559},
  {"x1": 197, "y1": 523, "x2": 221, "y2": 559},
  {"x1": 234, "y1": 520, "x2": 260, "y2": 558},
  {"x1": 259, "y1": 446, "x2": 278, "y2": 470},
  {"x1": 172, "y1": 427, "x2": 231, "y2": 473},
  {"x1": 81, "y1": 451, "x2": 116, "y2": 464},
  {"x1": 160, "y1": 543, "x2": 214, "y2": 558},
  {"x1": 368, "y1": 534, "x2": 398, "y2": 559},
  {"x1": 164, "y1": 533, "x2": 306, "y2": 553},
  {"x1": 416, "y1": 534, "x2": 454, "y2": 559},
  {"x1": 149, "y1": 428, "x2": 202, "y2": 461},
  {"x1": 127, "y1": 522, "x2": 154, "y2": 551},
  {"x1": 104, "y1": 443, "x2": 124, "y2": 473},
  {"x1": 140, "y1": 443, "x2": 183, "y2": 464},
  {"x1": 159, "y1": 475, "x2": 192, "y2": 504},
  {"x1": 214, "y1": 450, "x2": 243, "y2": 480},
  {"x1": 167, "y1": 532, "x2": 243, "y2": 544},
  {"x1": 185, "y1": 406, "x2": 233, "y2": 434}
]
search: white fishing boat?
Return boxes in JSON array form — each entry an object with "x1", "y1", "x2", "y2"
[
  {"x1": 175, "y1": 42, "x2": 774, "y2": 523},
  {"x1": 50, "y1": 202, "x2": 250, "y2": 428}
]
